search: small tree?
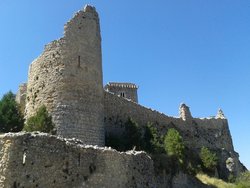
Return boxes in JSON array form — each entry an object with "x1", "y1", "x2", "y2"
[
  {"x1": 23, "y1": 105, "x2": 55, "y2": 134},
  {"x1": 0, "y1": 91, "x2": 24, "y2": 132},
  {"x1": 123, "y1": 118, "x2": 143, "y2": 150},
  {"x1": 164, "y1": 128, "x2": 185, "y2": 162},
  {"x1": 143, "y1": 122, "x2": 164, "y2": 154},
  {"x1": 200, "y1": 147, "x2": 218, "y2": 170}
]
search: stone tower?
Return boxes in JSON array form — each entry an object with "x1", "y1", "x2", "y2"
[
  {"x1": 179, "y1": 103, "x2": 192, "y2": 121},
  {"x1": 15, "y1": 83, "x2": 27, "y2": 114},
  {"x1": 104, "y1": 82, "x2": 138, "y2": 103},
  {"x1": 25, "y1": 5, "x2": 104, "y2": 146}
]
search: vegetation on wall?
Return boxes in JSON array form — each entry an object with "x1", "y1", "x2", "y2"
[
  {"x1": 105, "y1": 118, "x2": 165, "y2": 153},
  {"x1": 105, "y1": 118, "x2": 229, "y2": 179},
  {"x1": 105, "y1": 118, "x2": 142, "y2": 151},
  {"x1": 236, "y1": 171, "x2": 250, "y2": 188},
  {"x1": 106, "y1": 118, "x2": 188, "y2": 174},
  {"x1": 23, "y1": 105, "x2": 55, "y2": 134},
  {"x1": 200, "y1": 146, "x2": 218, "y2": 171},
  {"x1": 143, "y1": 123, "x2": 165, "y2": 154},
  {"x1": 0, "y1": 91, "x2": 24, "y2": 133},
  {"x1": 123, "y1": 118, "x2": 143, "y2": 150},
  {"x1": 164, "y1": 128, "x2": 185, "y2": 163}
]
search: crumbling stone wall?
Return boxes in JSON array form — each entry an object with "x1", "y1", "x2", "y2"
[
  {"x1": 104, "y1": 91, "x2": 246, "y2": 177},
  {"x1": 104, "y1": 91, "x2": 234, "y2": 152},
  {"x1": 25, "y1": 5, "x2": 104, "y2": 146},
  {"x1": 0, "y1": 133, "x2": 155, "y2": 188}
]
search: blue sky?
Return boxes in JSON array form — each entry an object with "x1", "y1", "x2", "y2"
[{"x1": 0, "y1": 1, "x2": 249, "y2": 169}]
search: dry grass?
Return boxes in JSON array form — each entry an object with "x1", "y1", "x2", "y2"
[{"x1": 196, "y1": 173, "x2": 236, "y2": 188}]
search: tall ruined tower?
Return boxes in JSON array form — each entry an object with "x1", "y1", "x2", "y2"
[{"x1": 25, "y1": 5, "x2": 104, "y2": 146}]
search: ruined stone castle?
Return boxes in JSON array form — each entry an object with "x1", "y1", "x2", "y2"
[{"x1": 0, "y1": 5, "x2": 246, "y2": 188}]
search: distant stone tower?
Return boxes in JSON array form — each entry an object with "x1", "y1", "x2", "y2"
[
  {"x1": 16, "y1": 83, "x2": 27, "y2": 114},
  {"x1": 25, "y1": 5, "x2": 104, "y2": 146},
  {"x1": 104, "y1": 82, "x2": 138, "y2": 103},
  {"x1": 179, "y1": 103, "x2": 192, "y2": 121}
]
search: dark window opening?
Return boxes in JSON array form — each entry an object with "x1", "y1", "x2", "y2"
[
  {"x1": 120, "y1": 92, "x2": 125, "y2": 97},
  {"x1": 78, "y1": 56, "x2": 81, "y2": 67}
]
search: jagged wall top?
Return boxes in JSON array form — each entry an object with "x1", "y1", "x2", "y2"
[
  {"x1": 105, "y1": 82, "x2": 138, "y2": 89},
  {"x1": 64, "y1": 5, "x2": 101, "y2": 40},
  {"x1": 104, "y1": 82, "x2": 139, "y2": 103},
  {"x1": 216, "y1": 109, "x2": 226, "y2": 119}
]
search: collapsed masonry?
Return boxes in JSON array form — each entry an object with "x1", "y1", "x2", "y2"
[
  {"x1": 6, "y1": 4, "x2": 246, "y2": 187},
  {"x1": 0, "y1": 132, "x2": 213, "y2": 188},
  {"x1": 0, "y1": 133, "x2": 155, "y2": 188}
]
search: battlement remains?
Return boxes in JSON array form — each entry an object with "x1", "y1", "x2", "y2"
[
  {"x1": 179, "y1": 103, "x2": 193, "y2": 121},
  {"x1": 15, "y1": 83, "x2": 27, "y2": 113},
  {"x1": 105, "y1": 82, "x2": 138, "y2": 89},
  {"x1": 216, "y1": 109, "x2": 226, "y2": 119}
]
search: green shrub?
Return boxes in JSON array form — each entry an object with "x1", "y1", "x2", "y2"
[
  {"x1": 236, "y1": 171, "x2": 250, "y2": 188},
  {"x1": 143, "y1": 122, "x2": 164, "y2": 154},
  {"x1": 200, "y1": 146, "x2": 218, "y2": 170},
  {"x1": 164, "y1": 128, "x2": 185, "y2": 163},
  {"x1": 23, "y1": 105, "x2": 55, "y2": 134},
  {"x1": 105, "y1": 119, "x2": 166, "y2": 153},
  {"x1": 228, "y1": 173, "x2": 236, "y2": 183},
  {"x1": 0, "y1": 91, "x2": 24, "y2": 132}
]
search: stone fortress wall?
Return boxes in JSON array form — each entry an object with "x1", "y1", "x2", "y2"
[
  {"x1": 0, "y1": 133, "x2": 155, "y2": 188},
  {"x1": 104, "y1": 91, "x2": 233, "y2": 152},
  {"x1": 19, "y1": 3, "x2": 235, "y2": 153},
  {"x1": 104, "y1": 91, "x2": 245, "y2": 177},
  {"x1": 25, "y1": 5, "x2": 104, "y2": 146}
]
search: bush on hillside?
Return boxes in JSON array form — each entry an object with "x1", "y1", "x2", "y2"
[
  {"x1": 23, "y1": 105, "x2": 55, "y2": 134},
  {"x1": 236, "y1": 171, "x2": 250, "y2": 188},
  {"x1": 0, "y1": 91, "x2": 24, "y2": 133}
]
